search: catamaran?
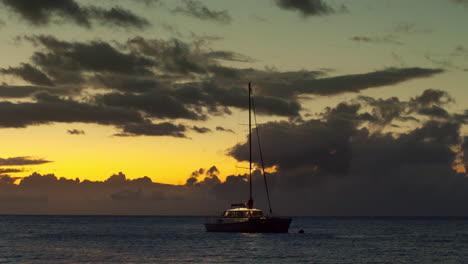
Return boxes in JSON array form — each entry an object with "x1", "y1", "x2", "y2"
[{"x1": 204, "y1": 83, "x2": 292, "y2": 233}]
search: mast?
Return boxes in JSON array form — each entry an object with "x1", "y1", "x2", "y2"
[{"x1": 247, "y1": 82, "x2": 253, "y2": 209}]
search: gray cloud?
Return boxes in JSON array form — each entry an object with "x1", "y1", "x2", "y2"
[
  {"x1": 172, "y1": 0, "x2": 231, "y2": 24},
  {"x1": 275, "y1": 0, "x2": 339, "y2": 16},
  {"x1": 0, "y1": 156, "x2": 51, "y2": 166},
  {"x1": 0, "y1": 0, "x2": 150, "y2": 29}
]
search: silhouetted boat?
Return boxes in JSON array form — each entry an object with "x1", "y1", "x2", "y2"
[{"x1": 204, "y1": 82, "x2": 292, "y2": 233}]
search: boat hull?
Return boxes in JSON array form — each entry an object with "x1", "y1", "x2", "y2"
[{"x1": 205, "y1": 217, "x2": 292, "y2": 233}]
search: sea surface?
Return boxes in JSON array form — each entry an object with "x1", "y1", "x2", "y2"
[{"x1": 0, "y1": 215, "x2": 467, "y2": 263}]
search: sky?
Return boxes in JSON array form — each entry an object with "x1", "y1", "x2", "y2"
[{"x1": 1, "y1": 0, "x2": 468, "y2": 215}]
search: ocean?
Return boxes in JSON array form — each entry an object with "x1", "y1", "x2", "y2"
[{"x1": 1, "y1": 216, "x2": 467, "y2": 263}]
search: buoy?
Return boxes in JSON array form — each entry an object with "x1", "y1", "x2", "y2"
[{"x1": 298, "y1": 229, "x2": 304, "y2": 233}]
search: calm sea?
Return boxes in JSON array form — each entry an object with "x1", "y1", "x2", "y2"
[{"x1": 0, "y1": 215, "x2": 467, "y2": 263}]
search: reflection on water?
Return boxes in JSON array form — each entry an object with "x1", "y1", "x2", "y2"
[{"x1": 0, "y1": 216, "x2": 467, "y2": 263}]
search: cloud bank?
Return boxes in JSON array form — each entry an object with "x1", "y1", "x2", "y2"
[
  {"x1": 2, "y1": 90, "x2": 468, "y2": 216},
  {"x1": 1, "y1": 34, "x2": 444, "y2": 138}
]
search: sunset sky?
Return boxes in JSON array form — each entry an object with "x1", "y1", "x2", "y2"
[{"x1": 1, "y1": 0, "x2": 468, "y2": 215}]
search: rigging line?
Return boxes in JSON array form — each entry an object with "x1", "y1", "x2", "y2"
[
  {"x1": 248, "y1": 82, "x2": 253, "y2": 204},
  {"x1": 250, "y1": 88, "x2": 273, "y2": 215}
]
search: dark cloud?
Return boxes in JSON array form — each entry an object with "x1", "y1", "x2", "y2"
[
  {"x1": 0, "y1": 175, "x2": 21, "y2": 185},
  {"x1": 177, "y1": 82, "x2": 302, "y2": 117},
  {"x1": 293, "y1": 68, "x2": 444, "y2": 96},
  {"x1": 91, "y1": 74, "x2": 159, "y2": 93},
  {"x1": 117, "y1": 121, "x2": 187, "y2": 137},
  {"x1": 186, "y1": 166, "x2": 220, "y2": 186},
  {"x1": 410, "y1": 89, "x2": 453, "y2": 108},
  {"x1": 2, "y1": 91, "x2": 468, "y2": 215},
  {"x1": 192, "y1": 126, "x2": 211, "y2": 134},
  {"x1": 87, "y1": 6, "x2": 150, "y2": 29},
  {"x1": 0, "y1": 0, "x2": 150, "y2": 29},
  {"x1": 131, "y1": 0, "x2": 162, "y2": 6},
  {"x1": 127, "y1": 36, "x2": 209, "y2": 75},
  {"x1": 27, "y1": 35, "x2": 156, "y2": 78},
  {"x1": 275, "y1": 0, "x2": 339, "y2": 16},
  {"x1": 96, "y1": 91, "x2": 205, "y2": 120},
  {"x1": 205, "y1": 51, "x2": 255, "y2": 63},
  {"x1": 1, "y1": 0, "x2": 90, "y2": 27},
  {"x1": 216, "y1": 126, "x2": 234, "y2": 133},
  {"x1": 220, "y1": 67, "x2": 442, "y2": 99},
  {"x1": 417, "y1": 106, "x2": 450, "y2": 118},
  {"x1": 172, "y1": 0, "x2": 231, "y2": 24},
  {"x1": 356, "y1": 89, "x2": 456, "y2": 126},
  {"x1": 0, "y1": 168, "x2": 23, "y2": 173},
  {"x1": 67, "y1": 129, "x2": 85, "y2": 135},
  {"x1": 0, "y1": 93, "x2": 144, "y2": 128},
  {"x1": 227, "y1": 98, "x2": 468, "y2": 215},
  {"x1": 0, "y1": 156, "x2": 51, "y2": 166},
  {"x1": 0, "y1": 35, "x2": 447, "y2": 138},
  {"x1": 0, "y1": 85, "x2": 52, "y2": 98},
  {"x1": 1, "y1": 63, "x2": 54, "y2": 86}
]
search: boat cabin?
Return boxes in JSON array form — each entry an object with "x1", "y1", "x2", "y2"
[{"x1": 222, "y1": 208, "x2": 263, "y2": 218}]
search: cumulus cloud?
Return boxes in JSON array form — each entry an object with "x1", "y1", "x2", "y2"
[
  {"x1": 0, "y1": 0, "x2": 150, "y2": 29},
  {"x1": 227, "y1": 93, "x2": 468, "y2": 215},
  {"x1": 172, "y1": 0, "x2": 232, "y2": 24}
]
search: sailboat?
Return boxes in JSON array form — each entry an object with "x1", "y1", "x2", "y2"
[{"x1": 204, "y1": 82, "x2": 292, "y2": 233}]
